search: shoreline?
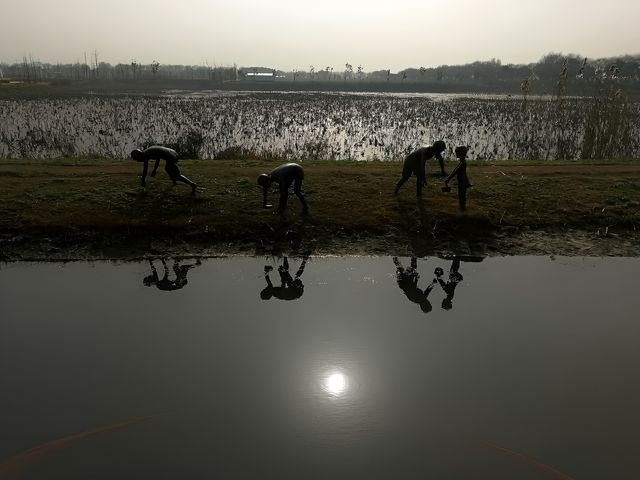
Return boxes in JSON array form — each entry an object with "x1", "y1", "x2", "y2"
[{"x1": 1, "y1": 160, "x2": 638, "y2": 261}]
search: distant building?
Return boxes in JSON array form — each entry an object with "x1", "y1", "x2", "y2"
[
  {"x1": 245, "y1": 72, "x2": 275, "y2": 81},
  {"x1": 240, "y1": 68, "x2": 284, "y2": 82}
]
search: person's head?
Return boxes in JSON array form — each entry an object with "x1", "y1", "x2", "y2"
[
  {"x1": 260, "y1": 288, "x2": 273, "y2": 300},
  {"x1": 131, "y1": 149, "x2": 144, "y2": 162},
  {"x1": 257, "y1": 174, "x2": 271, "y2": 189},
  {"x1": 420, "y1": 299, "x2": 433, "y2": 313},
  {"x1": 433, "y1": 140, "x2": 446, "y2": 154},
  {"x1": 455, "y1": 145, "x2": 469, "y2": 161},
  {"x1": 434, "y1": 267, "x2": 444, "y2": 277}
]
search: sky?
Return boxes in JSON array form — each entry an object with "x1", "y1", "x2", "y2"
[{"x1": 1, "y1": 0, "x2": 639, "y2": 72}]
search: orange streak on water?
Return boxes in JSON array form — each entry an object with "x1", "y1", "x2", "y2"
[
  {"x1": 0, "y1": 416, "x2": 151, "y2": 475},
  {"x1": 482, "y1": 440, "x2": 575, "y2": 480}
]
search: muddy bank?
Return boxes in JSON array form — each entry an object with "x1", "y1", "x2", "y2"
[
  {"x1": 1, "y1": 161, "x2": 639, "y2": 260},
  {"x1": 1, "y1": 225, "x2": 638, "y2": 261}
]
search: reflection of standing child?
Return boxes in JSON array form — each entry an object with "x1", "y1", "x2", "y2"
[{"x1": 443, "y1": 146, "x2": 472, "y2": 211}]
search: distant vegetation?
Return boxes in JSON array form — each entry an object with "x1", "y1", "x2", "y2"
[{"x1": 1, "y1": 53, "x2": 639, "y2": 95}]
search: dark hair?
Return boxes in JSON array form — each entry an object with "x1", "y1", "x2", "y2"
[
  {"x1": 455, "y1": 146, "x2": 468, "y2": 159},
  {"x1": 257, "y1": 174, "x2": 270, "y2": 187},
  {"x1": 433, "y1": 140, "x2": 446, "y2": 153},
  {"x1": 130, "y1": 149, "x2": 144, "y2": 161}
]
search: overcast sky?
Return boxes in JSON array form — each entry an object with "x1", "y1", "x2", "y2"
[{"x1": 1, "y1": 0, "x2": 638, "y2": 71}]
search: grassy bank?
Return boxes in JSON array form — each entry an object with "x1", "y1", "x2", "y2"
[{"x1": 0, "y1": 159, "x2": 639, "y2": 259}]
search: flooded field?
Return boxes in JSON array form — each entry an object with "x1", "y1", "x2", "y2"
[
  {"x1": 1, "y1": 255, "x2": 639, "y2": 479},
  {"x1": 1, "y1": 91, "x2": 639, "y2": 161}
]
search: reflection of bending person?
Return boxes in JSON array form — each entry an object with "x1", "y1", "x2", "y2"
[
  {"x1": 435, "y1": 258, "x2": 463, "y2": 310},
  {"x1": 393, "y1": 257, "x2": 437, "y2": 314},
  {"x1": 143, "y1": 258, "x2": 201, "y2": 291},
  {"x1": 260, "y1": 255, "x2": 309, "y2": 301}
]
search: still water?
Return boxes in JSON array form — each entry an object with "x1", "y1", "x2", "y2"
[{"x1": 1, "y1": 256, "x2": 639, "y2": 479}]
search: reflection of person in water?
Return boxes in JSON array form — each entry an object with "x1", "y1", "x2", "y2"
[
  {"x1": 393, "y1": 257, "x2": 437, "y2": 313},
  {"x1": 260, "y1": 255, "x2": 309, "y2": 301},
  {"x1": 434, "y1": 257, "x2": 463, "y2": 310},
  {"x1": 143, "y1": 258, "x2": 201, "y2": 291}
]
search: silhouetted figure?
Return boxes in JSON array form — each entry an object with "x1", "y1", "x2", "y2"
[
  {"x1": 143, "y1": 258, "x2": 201, "y2": 291},
  {"x1": 434, "y1": 258, "x2": 463, "y2": 310},
  {"x1": 260, "y1": 255, "x2": 309, "y2": 301},
  {"x1": 443, "y1": 145, "x2": 472, "y2": 211},
  {"x1": 131, "y1": 146, "x2": 197, "y2": 195},
  {"x1": 393, "y1": 257, "x2": 437, "y2": 313},
  {"x1": 394, "y1": 140, "x2": 447, "y2": 197},
  {"x1": 257, "y1": 163, "x2": 308, "y2": 214}
]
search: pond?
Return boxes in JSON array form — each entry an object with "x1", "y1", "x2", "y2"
[{"x1": 1, "y1": 255, "x2": 639, "y2": 479}]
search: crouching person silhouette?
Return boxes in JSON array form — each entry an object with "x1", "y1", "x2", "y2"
[
  {"x1": 394, "y1": 140, "x2": 447, "y2": 197},
  {"x1": 258, "y1": 163, "x2": 308, "y2": 214},
  {"x1": 131, "y1": 145, "x2": 197, "y2": 195},
  {"x1": 260, "y1": 255, "x2": 309, "y2": 301}
]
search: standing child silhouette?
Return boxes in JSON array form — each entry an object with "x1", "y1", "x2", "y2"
[{"x1": 443, "y1": 145, "x2": 472, "y2": 211}]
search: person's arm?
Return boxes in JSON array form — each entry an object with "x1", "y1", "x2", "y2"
[
  {"x1": 436, "y1": 153, "x2": 446, "y2": 175},
  {"x1": 140, "y1": 159, "x2": 149, "y2": 186},
  {"x1": 425, "y1": 280, "x2": 437, "y2": 296},
  {"x1": 262, "y1": 185, "x2": 271, "y2": 208},
  {"x1": 419, "y1": 153, "x2": 427, "y2": 186},
  {"x1": 150, "y1": 158, "x2": 160, "y2": 177},
  {"x1": 445, "y1": 162, "x2": 461, "y2": 185}
]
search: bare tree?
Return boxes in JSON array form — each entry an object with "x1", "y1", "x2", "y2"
[
  {"x1": 92, "y1": 49, "x2": 99, "y2": 78},
  {"x1": 344, "y1": 63, "x2": 353, "y2": 80}
]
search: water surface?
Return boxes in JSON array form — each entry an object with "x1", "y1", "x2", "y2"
[{"x1": 1, "y1": 256, "x2": 639, "y2": 479}]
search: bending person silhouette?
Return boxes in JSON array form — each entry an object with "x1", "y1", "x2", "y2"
[
  {"x1": 394, "y1": 140, "x2": 446, "y2": 197},
  {"x1": 258, "y1": 163, "x2": 308, "y2": 214},
  {"x1": 131, "y1": 145, "x2": 197, "y2": 195},
  {"x1": 260, "y1": 255, "x2": 309, "y2": 301},
  {"x1": 143, "y1": 258, "x2": 201, "y2": 291},
  {"x1": 434, "y1": 257, "x2": 463, "y2": 310},
  {"x1": 393, "y1": 257, "x2": 437, "y2": 314}
]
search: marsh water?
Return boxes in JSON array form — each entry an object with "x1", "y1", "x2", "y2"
[
  {"x1": 2, "y1": 91, "x2": 639, "y2": 161},
  {"x1": 1, "y1": 256, "x2": 639, "y2": 479}
]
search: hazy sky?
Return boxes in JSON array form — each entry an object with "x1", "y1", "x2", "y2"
[{"x1": 1, "y1": 0, "x2": 638, "y2": 71}]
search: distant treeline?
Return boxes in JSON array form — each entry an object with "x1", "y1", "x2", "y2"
[{"x1": 1, "y1": 53, "x2": 639, "y2": 95}]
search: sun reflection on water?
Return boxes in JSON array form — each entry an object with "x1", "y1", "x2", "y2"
[{"x1": 324, "y1": 371, "x2": 348, "y2": 397}]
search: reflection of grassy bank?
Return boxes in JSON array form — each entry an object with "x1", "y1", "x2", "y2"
[{"x1": 1, "y1": 159, "x2": 639, "y2": 259}]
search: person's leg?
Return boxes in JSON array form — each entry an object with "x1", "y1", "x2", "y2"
[
  {"x1": 277, "y1": 187, "x2": 289, "y2": 213},
  {"x1": 167, "y1": 163, "x2": 197, "y2": 194},
  {"x1": 395, "y1": 162, "x2": 414, "y2": 194},
  {"x1": 416, "y1": 174, "x2": 424, "y2": 197},
  {"x1": 293, "y1": 177, "x2": 308, "y2": 211},
  {"x1": 458, "y1": 187, "x2": 467, "y2": 211},
  {"x1": 175, "y1": 175, "x2": 197, "y2": 194},
  {"x1": 394, "y1": 174, "x2": 411, "y2": 194}
]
